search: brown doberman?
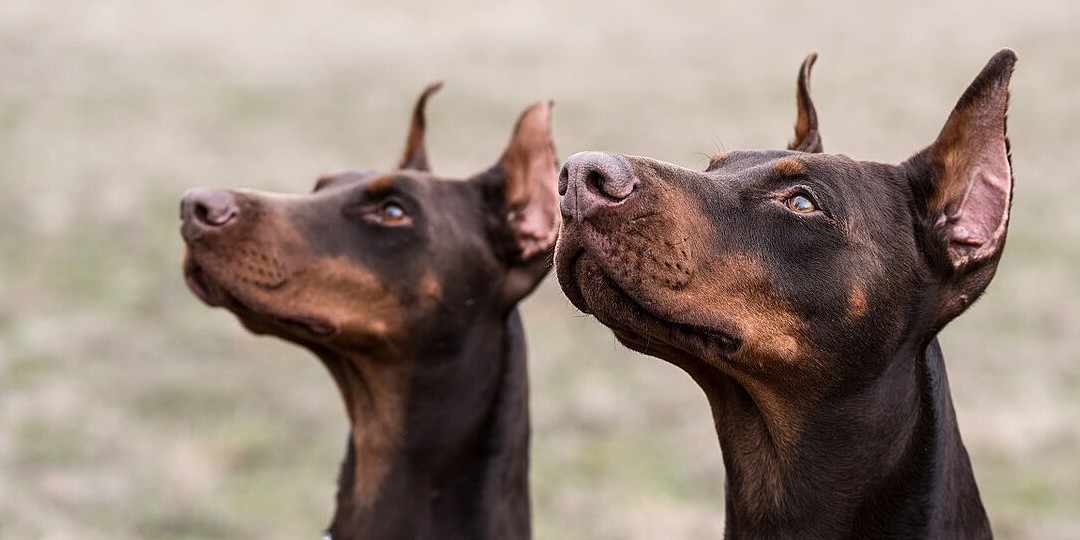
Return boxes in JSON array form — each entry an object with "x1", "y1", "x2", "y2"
[
  {"x1": 180, "y1": 83, "x2": 558, "y2": 540},
  {"x1": 556, "y1": 50, "x2": 1016, "y2": 539}
]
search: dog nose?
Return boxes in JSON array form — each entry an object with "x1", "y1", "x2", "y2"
[
  {"x1": 559, "y1": 151, "x2": 638, "y2": 221},
  {"x1": 180, "y1": 188, "x2": 239, "y2": 240}
]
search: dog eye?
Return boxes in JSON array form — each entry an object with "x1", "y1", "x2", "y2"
[
  {"x1": 785, "y1": 194, "x2": 816, "y2": 213},
  {"x1": 345, "y1": 199, "x2": 412, "y2": 226},
  {"x1": 377, "y1": 202, "x2": 408, "y2": 224}
]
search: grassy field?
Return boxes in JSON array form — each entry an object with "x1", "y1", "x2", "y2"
[{"x1": 2, "y1": 0, "x2": 1078, "y2": 538}]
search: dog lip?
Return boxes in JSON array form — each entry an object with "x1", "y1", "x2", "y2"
[
  {"x1": 180, "y1": 219, "x2": 208, "y2": 244},
  {"x1": 279, "y1": 316, "x2": 338, "y2": 338},
  {"x1": 562, "y1": 242, "x2": 740, "y2": 357},
  {"x1": 601, "y1": 274, "x2": 742, "y2": 357},
  {"x1": 183, "y1": 253, "x2": 339, "y2": 339},
  {"x1": 229, "y1": 294, "x2": 340, "y2": 340},
  {"x1": 558, "y1": 220, "x2": 738, "y2": 354},
  {"x1": 183, "y1": 256, "x2": 225, "y2": 307},
  {"x1": 555, "y1": 246, "x2": 592, "y2": 315}
]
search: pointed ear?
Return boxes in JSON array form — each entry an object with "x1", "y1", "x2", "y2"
[
  {"x1": 788, "y1": 52, "x2": 823, "y2": 153},
  {"x1": 482, "y1": 100, "x2": 559, "y2": 304},
  {"x1": 398, "y1": 81, "x2": 443, "y2": 171},
  {"x1": 909, "y1": 49, "x2": 1017, "y2": 318},
  {"x1": 497, "y1": 100, "x2": 560, "y2": 262}
]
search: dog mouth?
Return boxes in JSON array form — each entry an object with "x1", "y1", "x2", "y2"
[
  {"x1": 183, "y1": 252, "x2": 337, "y2": 339},
  {"x1": 558, "y1": 245, "x2": 741, "y2": 360},
  {"x1": 182, "y1": 257, "x2": 226, "y2": 306}
]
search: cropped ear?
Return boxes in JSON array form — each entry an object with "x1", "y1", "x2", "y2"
[
  {"x1": 480, "y1": 100, "x2": 560, "y2": 304},
  {"x1": 497, "y1": 100, "x2": 560, "y2": 262},
  {"x1": 908, "y1": 49, "x2": 1017, "y2": 321},
  {"x1": 398, "y1": 81, "x2": 443, "y2": 171},
  {"x1": 788, "y1": 52, "x2": 823, "y2": 153}
]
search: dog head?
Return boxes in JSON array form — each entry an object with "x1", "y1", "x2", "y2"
[
  {"x1": 181, "y1": 83, "x2": 559, "y2": 358},
  {"x1": 555, "y1": 51, "x2": 1016, "y2": 392}
]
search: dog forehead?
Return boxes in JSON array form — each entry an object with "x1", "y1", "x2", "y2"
[
  {"x1": 703, "y1": 150, "x2": 815, "y2": 191},
  {"x1": 316, "y1": 167, "x2": 455, "y2": 190},
  {"x1": 313, "y1": 169, "x2": 378, "y2": 192},
  {"x1": 711, "y1": 151, "x2": 904, "y2": 200},
  {"x1": 799, "y1": 154, "x2": 911, "y2": 209},
  {"x1": 708, "y1": 149, "x2": 800, "y2": 172},
  {"x1": 312, "y1": 170, "x2": 481, "y2": 212}
]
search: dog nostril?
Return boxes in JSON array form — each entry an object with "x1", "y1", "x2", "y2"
[
  {"x1": 560, "y1": 151, "x2": 638, "y2": 219},
  {"x1": 586, "y1": 169, "x2": 605, "y2": 195},
  {"x1": 585, "y1": 164, "x2": 635, "y2": 201},
  {"x1": 183, "y1": 188, "x2": 238, "y2": 227},
  {"x1": 194, "y1": 201, "x2": 214, "y2": 225},
  {"x1": 195, "y1": 200, "x2": 236, "y2": 226}
]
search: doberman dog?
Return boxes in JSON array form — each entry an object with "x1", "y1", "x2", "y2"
[
  {"x1": 556, "y1": 50, "x2": 1016, "y2": 539},
  {"x1": 180, "y1": 83, "x2": 558, "y2": 540}
]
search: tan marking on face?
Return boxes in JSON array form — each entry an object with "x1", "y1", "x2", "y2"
[
  {"x1": 609, "y1": 180, "x2": 697, "y2": 292},
  {"x1": 686, "y1": 252, "x2": 807, "y2": 365},
  {"x1": 314, "y1": 171, "x2": 345, "y2": 192},
  {"x1": 711, "y1": 151, "x2": 729, "y2": 162},
  {"x1": 416, "y1": 268, "x2": 443, "y2": 310},
  {"x1": 364, "y1": 174, "x2": 395, "y2": 194},
  {"x1": 772, "y1": 156, "x2": 806, "y2": 177},
  {"x1": 846, "y1": 282, "x2": 868, "y2": 320},
  {"x1": 317, "y1": 171, "x2": 344, "y2": 183},
  {"x1": 288, "y1": 256, "x2": 407, "y2": 343}
]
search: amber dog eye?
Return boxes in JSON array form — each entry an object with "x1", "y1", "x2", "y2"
[{"x1": 785, "y1": 194, "x2": 816, "y2": 213}]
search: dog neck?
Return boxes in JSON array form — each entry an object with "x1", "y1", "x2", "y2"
[
  {"x1": 314, "y1": 309, "x2": 531, "y2": 540},
  {"x1": 690, "y1": 337, "x2": 989, "y2": 539}
]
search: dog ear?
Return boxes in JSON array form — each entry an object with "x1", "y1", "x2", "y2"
[
  {"x1": 398, "y1": 81, "x2": 443, "y2": 171},
  {"x1": 907, "y1": 49, "x2": 1017, "y2": 322},
  {"x1": 478, "y1": 100, "x2": 559, "y2": 304},
  {"x1": 496, "y1": 100, "x2": 560, "y2": 262},
  {"x1": 788, "y1": 52, "x2": 823, "y2": 153}
]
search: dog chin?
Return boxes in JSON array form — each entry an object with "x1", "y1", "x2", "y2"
[
  {"x1": 182, "y1": 253, "x2": 338, "y2": 339},
  {"x1": 562, "y1": 253, "x2": 741, "y2": 362},
  {"x1": 182, "y1": 252, "x2": 227, "y2": 307}
]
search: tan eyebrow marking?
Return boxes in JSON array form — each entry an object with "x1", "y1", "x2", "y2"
[
  {"x1": 846, "y1": 282, "x2": 868, "y2": 320},
  {"x1": 364, "y1": 175, "x2": 395, "y2": 194},
  {"x1": 317, "y1": 171, "x2": 344, "y2": 183},
  {"x1": 314, "y1": 171, "x2": 346, "y2": 190},
  {"x1": 773, "y1": 157, "x2": 806, "y2": 177}
]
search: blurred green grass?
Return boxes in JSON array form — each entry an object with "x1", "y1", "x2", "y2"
[{"x1": 2, "y1": 0, "x2": 1079, "y2": 538}]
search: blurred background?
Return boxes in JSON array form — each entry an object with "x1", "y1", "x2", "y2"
[{"x1": 1, "y1": 0, "x2": 1077, "y2": 538}]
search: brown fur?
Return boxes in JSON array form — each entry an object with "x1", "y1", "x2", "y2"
[
  {"x1": 556, "y1": 50, "x2": 1017, "y2": 539},
  {"x1": 181, "y1": 84, "x2": 559, "y2": 539}
]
